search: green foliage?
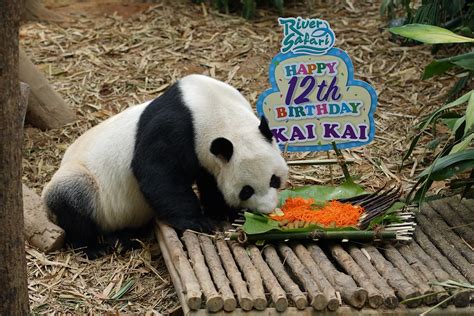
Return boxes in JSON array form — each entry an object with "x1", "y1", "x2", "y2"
[{"x1": 390, "y1": 24, "x2": 474, "y2": 44}]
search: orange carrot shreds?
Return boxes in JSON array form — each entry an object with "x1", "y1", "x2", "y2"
[{"x1": 270, "y1": 197, "x2": 364, "y2": 228}]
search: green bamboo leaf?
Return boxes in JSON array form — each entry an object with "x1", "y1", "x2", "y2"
[
  {"x1": 419, "y1": 91, "x2": 472, "y2": 130},
  {"x1": 110, "y1": 279, "x2": 135, "y2": 300},
  {"x1": 389, "y1": 24, "x2": 474, "y2": 44},
  {"x1": 465, "y1": 91, "x2": 474, "y2": 134},
  {"x1": 278, "y1": 180, "x2": 365, "y2": 206},
  {"x1": 416, "y1": 149, "x2": 474, "y2": 180},
  {"x1": 450, "y1": 133, "x2": 474, "y2": 154}
]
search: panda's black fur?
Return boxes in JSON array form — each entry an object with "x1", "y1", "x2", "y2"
[{"x1": 43, "y1": 75, "x2": 288, "y2": 256}]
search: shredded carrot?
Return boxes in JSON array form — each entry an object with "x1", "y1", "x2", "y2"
[{"x1": 270, "y1": 197, "x2": 364, "y2": 227}]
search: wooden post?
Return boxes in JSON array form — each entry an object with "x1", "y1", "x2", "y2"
[{"x1": 0, "y1": 1, "x2": 30, "y2": 314}]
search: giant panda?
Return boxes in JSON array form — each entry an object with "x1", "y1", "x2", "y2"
[{"x1": 42, "y1": 74, "x2": 289, "y2": 253}]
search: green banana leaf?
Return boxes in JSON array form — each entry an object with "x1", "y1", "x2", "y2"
[
  {"x1": 389, "y1": 24, "x2": 474, "y2": 44},
  {"x1": 278, "y1": 179, "x2": 365, "y2": 206}
]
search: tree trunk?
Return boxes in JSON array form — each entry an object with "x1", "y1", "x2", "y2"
[{"x1": 0, "y1": 1, "x2": 30, "y2": 314}]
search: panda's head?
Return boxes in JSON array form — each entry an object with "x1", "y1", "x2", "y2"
[{"x1": 210, "y1": 116, "x2": 289, "y2": 214}]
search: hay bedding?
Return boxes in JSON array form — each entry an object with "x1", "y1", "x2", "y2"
[{"x1": 20, "y1": 0, "x2": 461, "y2": 313}]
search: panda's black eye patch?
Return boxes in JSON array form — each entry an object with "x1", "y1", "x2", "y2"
[
  {"x1": 239, "y1": 185, "x2": 254, "y2": 201},
  {"x1": 270, "y1": 175, "x2": 281, "y2": 189}
]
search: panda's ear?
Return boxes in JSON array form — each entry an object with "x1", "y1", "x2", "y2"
[
  {"x1": 210, "y1": 137, "x2": 233, "y2": 162},
  {"x1": 259, "y1": 116, "x2": 273, "y2": 142}
]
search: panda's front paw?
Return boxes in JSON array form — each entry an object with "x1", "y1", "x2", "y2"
[{"x1": 166, "y1": 216, "x2": 217, "y2": 234}]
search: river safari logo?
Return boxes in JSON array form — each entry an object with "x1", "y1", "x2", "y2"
[{"x1": 257, "y1": 17, "x2": 377, "y2": 152}]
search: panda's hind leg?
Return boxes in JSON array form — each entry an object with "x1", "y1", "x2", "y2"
[{"x1": 43, "y1": 163, "x2": 100, "y2": 252}]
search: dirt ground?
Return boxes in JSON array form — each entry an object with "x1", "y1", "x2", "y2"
[{"x1": 21, "y1": 0, "x2": 465, "y2": 314}]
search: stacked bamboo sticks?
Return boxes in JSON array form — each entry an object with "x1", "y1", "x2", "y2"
[{"x1": 154, "y1": 197, "x2": 474, "y2": 312}]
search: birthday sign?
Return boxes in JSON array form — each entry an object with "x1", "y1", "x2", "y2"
[{"x1": 257, "y1": 17, "x2": 377, "y2": 152}]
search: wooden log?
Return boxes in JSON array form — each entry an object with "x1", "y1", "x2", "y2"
[
  {"x1": 449, "y1": 197, "x2": 474, "y2": 223},
  {"x1": 412, "y1": 231, "x2": 471, "y2": 307},
  {"x1": 158, "y1": 223, "x2": 202, "y2": 310},
  {"x1": 292, "y1": 243, "x2": 339, "y2": 311},
  {"x1": 307, "y1": 244, "x2": 368, "y2": 309},
  {"x1": 198, "y1": 235, "x2": 236, "y2": 312},
  {"x1": 330, "y1": 244, "x2": 383, "y2": 309},
  {"x1": 347, "y1": 245, "x2": 398, "y2": 309},
  {"x1": 215, "y1": 238, "x2": 253, "y2": 311},
  {"x1": 19, "y1": 47, "x2": 75, "y2": 130},
  {"x1": 417, "y1": 214, "x2": 474, "y2": 282},
  {"x1": 383, "y1": 244, "x2": 434, "y2": 305},
  {"x1": 248, "y1": 245, "x2": 288, "y2": 312},
  {"x1": 263, "y1": 246, "x2": 307, "y2": 310},
  {"x1": 182, "y1": 232, "x2": 223, "y2": 312},
  {"x1": 362, "y1": 245, "x2": 421, "y2": 307},
  {"x1": 155, "y1": 223, "x2": 191, "y2": 315},
  {"x1": 421, "y1": 204, "x2": 474, "y2": 263},
  {"x1": 23, "y1": 184, "x2": 65, "y2": 252},
  {"x1": 277, "y1": 243, "x2": 328, "y2": 311},
  {"x1": 228, "y1": 241, "x2": 267, "y2": 310},
  {"x1": 429, "y1": 199, "x2": 474, "y2": 245},
  {"x1": 397, "y1": 244, "x2": 450, "y2": 305}
]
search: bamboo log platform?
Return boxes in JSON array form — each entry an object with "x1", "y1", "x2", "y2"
[{"x1": 155, "y1": 196, "x2": 474, "y2": 314}]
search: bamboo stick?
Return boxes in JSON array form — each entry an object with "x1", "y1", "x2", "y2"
[
  {"x1": 330, "y1": 244, "x2": 383, "y2": 308},
  {"x1": 263, "y1": 246, "x2": 308, "y2": 310},
  {"x1": 248, "y1": 245, "x2": 288, "y2": 312},
  {"x1": 277, "y1": 243, "x2": 328, "y2": 310},
  {"x1": 198, "y1": 235, "x2": 236, "y2": 312},
  {"x1": 412, "y1": 232, "x2": 471, "y2": 307},
  {"x1": 397, "y1": 244, "x2": 450, "y2": 305},
  {"x1": 416, "y1": 214, "x2": 474, "y2": 282},
  {"x1": 421, "y1": 204, "x2": 474, "y2": 263},
  {"x1": 154, "y1": 223, "x2": 191, "y2": 315},
  {"x1": 292, "y1": 243, "x2": 339, "y2": 311},
  {"x1": 182, "y1": 232, "x2": 223, "y2": 312},
  {"x1": 215, "y1": 238, "x2": 253, "y2": 311},
  {"x1": 383, "y1": 244, "x2": 434, "y2": 305},
  {"x1": 347, "y1": 245, "x2": 398, "y2": 309},
  {"x1": 227, "y1": 230, "x2": 397, "y2": 242},
  {"x1": 362, "y1": 245, "x2": 421, "y2": 307},
  {"x1": 429, "y1": 199, "x2": 474, "y2": 245},
  {"x1": 307, "y1": 244, "x2": 368, "y2": 309},
  {"x1": 158, "y1": 224, "x2": 202, "y2": 310},
  {"x1": 228, "y1": 241, "x2": 267, "y2": 310}
]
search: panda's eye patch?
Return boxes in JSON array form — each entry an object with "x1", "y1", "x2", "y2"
[
  {"x1": 239, "y1": 185, "x2": 254, "y2": 201},
  {"x1": 270, "y1": 175, "x2": 281, "y2": 189}
]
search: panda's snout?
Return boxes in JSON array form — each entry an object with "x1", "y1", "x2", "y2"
[{"x1": 254, "y1": 190, "x2": 279, "y2": 214}]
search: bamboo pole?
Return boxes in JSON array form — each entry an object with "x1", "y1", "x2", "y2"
[
  {"x1": 227, "y1": 230, "x2": 397, "y2": 242},
  {"x1": 292, "y1": 243, "x2": 339, "y2": 311},
  {"x1": 421, "y1": 204, "x2": 474, "y2": 263},
  {"x1": 263, "y1": 246, "x2": 308, "y2": 310},
  {"x1": 198, "y1": 235, "x2": 236, "y2": 312},
  {"x1": 158, "y1": 223, "x2": 202, "y2": 310},
  {"x1": 182, "y1": 232, "x2": 223, "y2": 312},
  {"x1": 247, "y1": 245, "x2": 288, "y2": 312},
  {"x1": 228, "y1": 241, "x2": 267, "y2": 310},
  {"x1": 215, "y1": 238, "x2": 253, "y2": 311},
  {"x1": 429, "y1": 199, "x2": 474, "y2": 245},
  {"x1": 396, "y1": 244, "x2": 450, "y2": 305},
  {"x1": 330, "y1": 244, "x2": 384, "y2": 308},
  {"x1": 383, "y1": 244, "x2": 434, "y2": 305},
  {"x1": 347, "y1": 245, "x2": 398, "y2": 309},
  {"x1": 277, "y1": 243, "x2": 328, "y2": 310},
  {"x1": 362, "y1": 245, "x2": 421, "y2": 307},
  {"x1": 307, "y1": 244, "x2": 368, "y2": 309},
  {"x1": 416, "y1": 214, "x2": 474, "y2": 282}
]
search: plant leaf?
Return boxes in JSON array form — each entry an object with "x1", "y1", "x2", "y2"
[
  {"x1": 416, "y1": 149, "x2": 474, "y2": 180},
  {"x1": 422, "y1": 52, "x2": 474, "y2": 79},
  {"x1": 242, "y1": 212, "x2": 281, "y2": 234},
  {"x1": 450, "y1": 133, "x2": 474, "y2": 154},
  {"x1": 389, "y1": 24, "x2": 474, "y2": 44},
  {"x1": 419, "y1": 91, "x2": 472, "y2": 130},
  {"x1": 278, "y1": 180, "x2": 365, "y2": 206},
  {"x1": 465, "y1": 90, "x2": 474, "y2": 135}
]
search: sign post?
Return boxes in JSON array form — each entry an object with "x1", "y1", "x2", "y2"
[{"x1": 257, "y1": 17, "x2": 377, "y2": 154}]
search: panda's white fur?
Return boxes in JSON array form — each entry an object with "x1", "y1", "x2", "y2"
[{"x1": 43, "y1": 74, "x2": 288, "y2": 250}]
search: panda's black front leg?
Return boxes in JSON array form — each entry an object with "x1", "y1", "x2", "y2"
[
  {"x1": 197, "y1": 167, "x2": 238, "y2": 223},
  {"x1": 133, "y1": 163, "x2": 215, "y2": 233}
]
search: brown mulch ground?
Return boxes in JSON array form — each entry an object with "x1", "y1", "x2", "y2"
[{"x1": 21, "y1": 0, "x2": 464, "y2": 314}]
